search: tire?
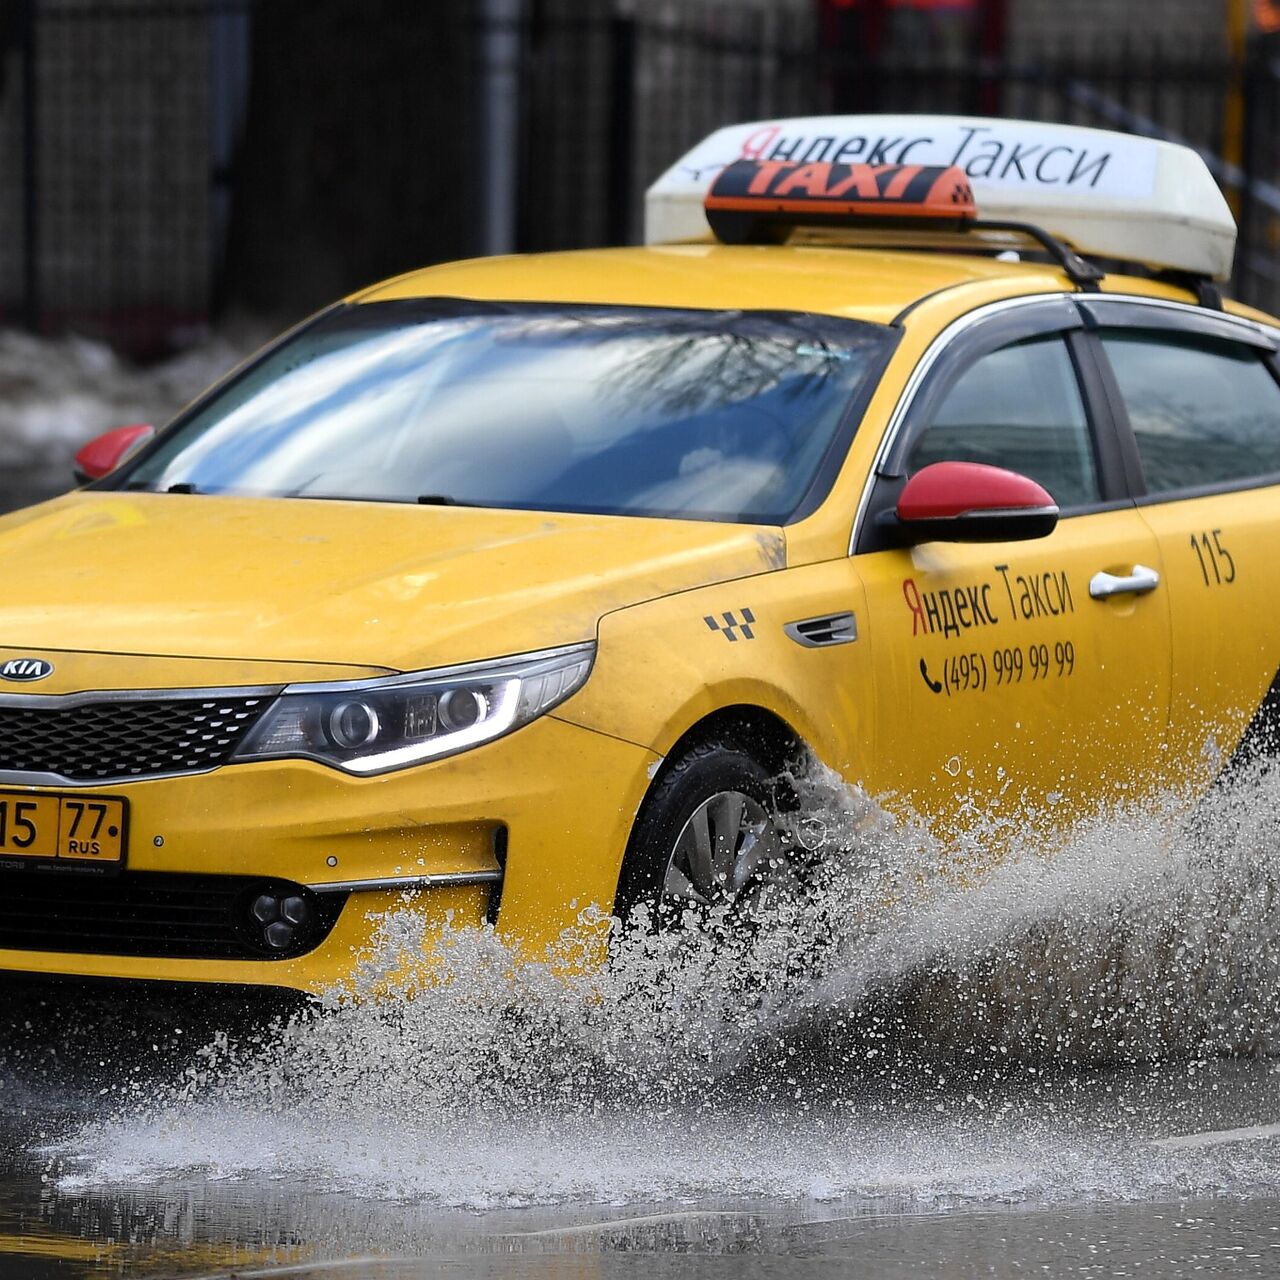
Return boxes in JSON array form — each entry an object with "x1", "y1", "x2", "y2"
[{"x1": 615, "y1": 730, "x2": 791, "y2": 924}]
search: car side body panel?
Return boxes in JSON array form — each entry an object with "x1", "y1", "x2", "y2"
[
  {"x1": 558, "y1": 558, "x2": 876, "y2": 778},
  {"x1": 855, "y1": 510, "x2": 1171, "y2": 845},
  {"x1": 1138, "y1": 485, "x2": 1280, "y2": 787}
]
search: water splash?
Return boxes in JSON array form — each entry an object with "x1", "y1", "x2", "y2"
[{"x1": 48, "y1": 758, "x2": 1280, "y2": 1207}]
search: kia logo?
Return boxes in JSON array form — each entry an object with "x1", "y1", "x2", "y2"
[{"x1": 0, "y1": 658, "x2": 53, "y2": 682}]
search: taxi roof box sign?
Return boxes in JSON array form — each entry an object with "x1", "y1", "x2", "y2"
[{"x1": 645, "y1": 115, "x2": 1236, "y2": 281}]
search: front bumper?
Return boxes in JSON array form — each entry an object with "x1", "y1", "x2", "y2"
[{"x1": 0, "y1": 714, "x2": 658, "y2": 995}]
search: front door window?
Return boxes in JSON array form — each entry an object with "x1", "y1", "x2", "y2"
[{"x1": 906, "y1": 335, "x2": 1101, "y2": 508}]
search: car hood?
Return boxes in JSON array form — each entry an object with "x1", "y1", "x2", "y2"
[{"x1": 0, "y1": 493, "x2": 785, "y2": 674}]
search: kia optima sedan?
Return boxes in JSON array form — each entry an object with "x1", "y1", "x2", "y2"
[{"x1": 0, "y1": 114, "x2": 1274, "y2": 994}]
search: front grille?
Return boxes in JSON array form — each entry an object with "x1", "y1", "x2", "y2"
[
  {"x1": 0, "y1": 870, "x2": 347, "y2": 960},
  {"x1": 0, "y1": 696, "x2": 274, "y2": 781}
]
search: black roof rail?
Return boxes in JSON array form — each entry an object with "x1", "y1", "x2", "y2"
[
  {"x1": 1152, "y1": 270, "x2": 1225, "y2": 311},
  {"x1": 968, "y1": 220, "x2": 1104, "y2": 292},
  {"x1": 713, "y1": 209, "x2": 1108, "y2": 292},
  {"x1": 716, "y1": 208, "x2": 1232, "y2": 307}
]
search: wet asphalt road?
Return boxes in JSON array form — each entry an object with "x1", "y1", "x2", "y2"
[
  {"x1": 5, "y1": 996, "x2": 1280, "y2": 1280},
  {"x1": 5, "y1": 1112, "x2": 1280, "y2": 1278},
  {"x1": 6, "y1": 1159, "x2": 1280, "y2": 1280}
]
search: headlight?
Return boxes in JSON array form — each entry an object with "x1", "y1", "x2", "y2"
[{"x1": 232, "y1": 642, "x2": 594, "y2": 775}]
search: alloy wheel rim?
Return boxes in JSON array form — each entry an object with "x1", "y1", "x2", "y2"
[{"x1": 662, "y1": 789, "x2": 784, "y2": 905}]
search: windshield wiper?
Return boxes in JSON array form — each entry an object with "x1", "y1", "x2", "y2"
[
  {"x1": 118, "y1": 481, "x2": 201, "y2": 494},
  {"x1": 126, "y1": 486, "x2": 480, "y2": 505}
]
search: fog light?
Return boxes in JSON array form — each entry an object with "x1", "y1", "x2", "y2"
[
  {"x1": 251, "y1": 894, "x2": 278, "y2": 924},
  {"x1": 280, "y1": 895, "x2": 310, "y2": 926},
  {"x1": 264, "y1": 920, "x2": 295, "y2": 950},
  {"x1": 248, "y1": 889, "x2": 315, "y2": 953}
]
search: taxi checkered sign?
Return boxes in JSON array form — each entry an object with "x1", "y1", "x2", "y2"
[{"x1": 704, "y1": 608, "x2": 756, "y2": 642}]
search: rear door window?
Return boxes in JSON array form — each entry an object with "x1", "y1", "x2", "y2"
[{"x1": 1099, "y1": 329, "x2": 1280, "y2": 496}]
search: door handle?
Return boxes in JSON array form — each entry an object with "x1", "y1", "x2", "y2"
[{"x1": 1089, "y1": 564, "x2": 1160, "y2": 599}]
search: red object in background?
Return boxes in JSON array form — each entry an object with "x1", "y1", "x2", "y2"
[
  {"x1": 897, "y1": 461, "x2": 1056, "y2": 522},
  {"x1": 73, "y1": 423, "x2": 156, "y2": 482},
  {"x1": 1256, "y1": 0, "x2": 1280, "y2": 34}
]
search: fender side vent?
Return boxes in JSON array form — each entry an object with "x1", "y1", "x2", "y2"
[{"x1": 784, "y1": 612, "x2": 858, "y2": 648}]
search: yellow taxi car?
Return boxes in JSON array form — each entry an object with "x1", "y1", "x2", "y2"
[{"x1": 0, "y1": 115, "x2": 1275, "y2": 995}]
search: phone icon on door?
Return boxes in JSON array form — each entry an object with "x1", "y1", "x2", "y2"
[{"x1": 919, "y1": 658, "x2": 943, "y2": 694}]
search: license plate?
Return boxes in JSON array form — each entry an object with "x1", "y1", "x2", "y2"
[{"x1": 0, "y1": 789, "x2": 128, "y2": 868}]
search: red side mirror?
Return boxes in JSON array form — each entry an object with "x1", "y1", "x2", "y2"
[
  {"x1": 894, "y1": 461, "x2": 1059, "y2": 544},
  {"x1": 73, "y1": 424, "x2": 156, "y2": 484}
]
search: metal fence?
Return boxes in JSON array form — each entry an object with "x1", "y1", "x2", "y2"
[{"x1": 2, "y1": 0, "x2": 1277, "y2": 354}]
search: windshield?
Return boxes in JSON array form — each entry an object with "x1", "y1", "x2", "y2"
[{"x1": 114, "y1": 300, "x2": 891, "y2": 524}]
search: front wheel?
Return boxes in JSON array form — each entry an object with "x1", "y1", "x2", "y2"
[{"x1": 615, "y1": 732, "x2": 793, "y2": 924}]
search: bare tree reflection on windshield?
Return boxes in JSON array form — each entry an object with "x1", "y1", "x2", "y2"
[{"x1": 110, "y1": 300, "x2": 891, "y2": 524}]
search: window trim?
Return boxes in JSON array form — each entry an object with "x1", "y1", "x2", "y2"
[
  {"x1": 1076, "y1": 297, "x2": 1279, "y2": 352},
  {"x1": 852, "y1": 295, "x2": 1126, "y2": 556},
  {"x1": 1065, "y1": 327, "x2": 1138, "y2": 502},
  {"x1": 878, "y1": 296, "x2": 1084, "y2": 477},
  {"x1": 1071, "y1": 327, "x2": 1147, "y2": 500},
  {"x1": 787, "y1": 326, "x2": 902, "y2": 524},
  {"x1": 1084, "y1": 298, "x2": 1280, "y2": 506}
]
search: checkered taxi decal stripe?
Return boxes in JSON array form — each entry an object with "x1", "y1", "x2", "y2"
[{"x1": 704, "y1": 608, "x2": 756, "y2": 642}]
